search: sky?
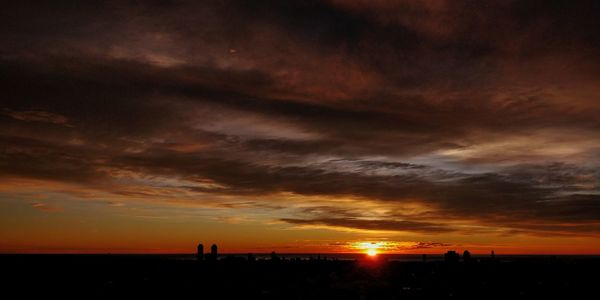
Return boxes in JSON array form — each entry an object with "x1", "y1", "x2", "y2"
[{"x1": 1, "y1": 0, "x2": 600, "y2": 254}]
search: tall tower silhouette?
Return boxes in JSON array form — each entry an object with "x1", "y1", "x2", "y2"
[
  {"x1": 197, "y1": 243, "x2": 204, "y2": 261},
  {"x1": 211, "y1": 244, "x2": 218, "y2": 260}
]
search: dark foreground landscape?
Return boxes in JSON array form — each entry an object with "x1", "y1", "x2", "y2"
[{"x1": 2, "y1": 254, "x2": 599, "y2": 298}]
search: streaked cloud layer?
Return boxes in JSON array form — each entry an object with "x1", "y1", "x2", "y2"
[{"x1": 1, "y1": 0, "x2": 600, "y2": 253}]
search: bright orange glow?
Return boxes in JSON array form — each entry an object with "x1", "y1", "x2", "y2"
[
  {"x1": 354, "y1": 241, "x2": 384, "y2": 256},
  {"x1": 2, "y1": 180, "x2": 600, "y2": 254}
]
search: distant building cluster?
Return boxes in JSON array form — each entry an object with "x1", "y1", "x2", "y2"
[
  {"x1": 197, "y1": 242, "x2": 495, "y2": 264},
  {"x1": 197, "y1": 243, "x2": 219, "y2": 261},
  {"x1": 443, "y1": 250, "x2": 495, "y2": 263}
]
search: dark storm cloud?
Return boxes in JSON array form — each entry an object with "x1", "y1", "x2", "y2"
[
  {"x1": 0, "y1": 135, "x2": 106, "y2": 183},
  {"x1": 1, "y1": 0, "x2": 600, "y2": 236},
  {"x1": 3, "y1": 53, "x2": 597, "y2": 160},
  {"x1": 4, "y1": 131, "x2": 596, "y2": 235}
]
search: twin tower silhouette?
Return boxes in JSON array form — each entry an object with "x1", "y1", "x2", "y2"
[{"x1": 197, "y1": 243, "x2": 218, "y2": 261}]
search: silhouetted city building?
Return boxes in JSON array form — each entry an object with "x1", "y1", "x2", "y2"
[
  {"x1": 197, "y1": 243, "x2": 204, "y2": 261},
  {"x1": 444, "y1": 251, "x2": 460, "y2": 263},
  {"x1": 211, "y1": 244, "x2": 218, "y2": 259},
  {"x1": 463, "y1": 250, "x2": 472, "y2": 262},
  {"x1": 201, "y1": 243, "x2": 218, "y2": 261},
  {"x1": 491, "y1": 250, "x2": 495, "y2": 260},
  {"x1": 422, "y1": 254, "x2": 427, "y2": 263},
  {"x1": 247, "y1": 253, "x2": 256, "y2": 262}
]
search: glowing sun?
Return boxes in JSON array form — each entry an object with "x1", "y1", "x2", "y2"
[
  {"x1": 351, "y1": 241, "x2": 389, "y2": 257},
  {"x1": 367, "y1": 248, "x2": 377, "y2": 257}
]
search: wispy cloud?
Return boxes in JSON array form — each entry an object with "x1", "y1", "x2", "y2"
[
  {"x1": 3, "y1": 109, "x2": 72, "y2": 127},
  {"x1": 30, "y1": 202, "x2": 63, "y2": 212}
]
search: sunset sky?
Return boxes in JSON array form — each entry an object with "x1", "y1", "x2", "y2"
[{"x1": 2, "y1": 0, "x2": 600, "y2": 254}]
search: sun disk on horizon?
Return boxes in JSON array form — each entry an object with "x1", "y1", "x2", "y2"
[{"x1": 353, "y1": 241, "x2": 383, "y2": 257}]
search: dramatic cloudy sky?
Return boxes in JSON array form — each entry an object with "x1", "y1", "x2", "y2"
[{"x1": 2, "y1": 0, "x2": 600, "y2": 253}]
